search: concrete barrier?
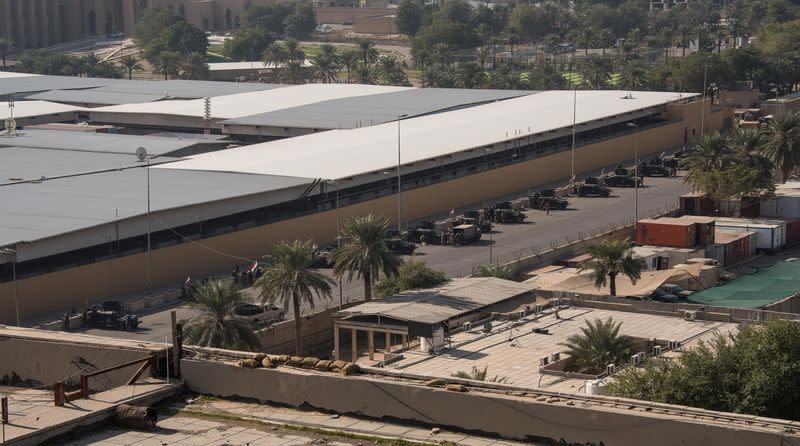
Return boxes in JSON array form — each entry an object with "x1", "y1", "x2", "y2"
[{"x1": 181, "y1": 358, "x2": 795, "y2": 446}]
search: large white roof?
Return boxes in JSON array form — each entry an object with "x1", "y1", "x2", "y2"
[
  {"x1": 207, "y1": 61, "x2": 313, "y2": 71},
  {"x1": 158, "y1": 90, "x2": 697, "y2": 180},
  {"x1": 0, "y1": 71, "x2": 39, "y2": 79},
  {"x1": 1, "y1": 100, "x2": 84, "y2": 119},
  {"x1": 91, "y1": 83, "x2": 410, "y2": 120}
]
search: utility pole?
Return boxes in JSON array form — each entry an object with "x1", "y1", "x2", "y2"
[
  {"x1": 396, "y1": 114, "x2": 407, "y2": 233},
  {"x1": 136, "y1": 147, "x2": 152, "y2": 294}
]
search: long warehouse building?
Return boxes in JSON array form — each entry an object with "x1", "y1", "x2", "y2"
[{"x1": 0, "y1": 78, "x2": 728, "y2": 323}]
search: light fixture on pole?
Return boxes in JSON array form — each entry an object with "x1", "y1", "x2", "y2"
[
  {"x1": 396, "y1": 114, "x2": 408, "y2": 234},
  {"x1": 1, "y1": 247, "x2": 19, "y2": 326},
  {"x1": 326, "y1": 180, "x2": 343, "y2": 309},
  {"x1": 626, "y1": 123, "x2": 639, "y2": 222},
  {"x1": 571, "y1": 86, "x2": 578, "y2": 182},
  {"x1": 136, "y1": 147, "x2": 152, "y2": 294},
  {"x1": 5, "y1": 93, "x2": 16, "y2": 137}
]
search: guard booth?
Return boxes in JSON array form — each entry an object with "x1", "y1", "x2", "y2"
[{"x1": 332, "y1": 277, "x2": 536, "y2": 362}]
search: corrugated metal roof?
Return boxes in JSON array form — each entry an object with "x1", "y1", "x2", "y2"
[
  {"x1": 222, "y1": 88, "x2": 536, "y2": 130},
  {"x1": 0, "y1": 129, "x2": 221, "y2": 156},
  {"x1": 25, "y1": 89, "x2": 166, "y2": 105},
  {"x1": 0, "y1": 100, "x2": 84, "y2": 119},
  {"x1": 335, "y1": 277, "x2": 535, "y2": 325},
  {"x1": 162, "y1": 90, "x2": 697, "y2": 180}
]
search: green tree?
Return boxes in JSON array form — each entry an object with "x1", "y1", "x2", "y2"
[
  {"x1": 560, "y1": 318, "x2": 634, "y2": 374},
  {"x1": 243, "y1": 3, "x2": 292, "y2": 34},
  {"x1": 223, "y1": 27, "x2": 273, "y2": 61},
  {"x1": 152, "y1": 50, "x2": 182, "y2": 80},
  {"x1": 0, "y1": 38, "x2": 11, "y2": 67},
  {"x1": 474, "y1": 263, "x2": 512, "y2": 279},
  {"x1": 397, "y1": 0, "x2": 425, "y2": 37},
  {"x1": 183, "y1": 279, "x2": 262, "y2": 351},
  {"x1": 607, "y1": 320, "x2": 800, "y2": 421},
  {"x1": 80, "y1": 52, "x2": 101, "y2": 77},
  {"x1": 256, "y1": 240, "x2": 334, "y2": 355},
  {"x1": 331, "y1": 215, "x2": 401, "y2": 302},
  {"x1": 508, "y1": 4, "x2": 552, "y2": 42},
  {"x1": 455, "y1": 61, "x2": 484, "y2": 88},
  {"x1": 310, "y1": 45, "x2": 340, "y2": 83},
  {"x1": 764, "y1": 111, "x2": 800, "y2": 182},
  {"x1": 681, "y1": 132, "x2": 731, "y2": 193},
  {"x1": 262, "y1": 41, "x2": 288, "y2": 68},
  {"x1": 118, "y1": 55, "x2": 142, "y2": 80},
  {"x1": 581, "y1": 56, "x2": 612, "y2": 89},
  {"x1": 618, "y1": 60, "x2": 648, "y2": 90},
  {"x1": 142, "y1": 17, "x2": 208, "y2": 63},
  {"x1": 181, "y1": 51, "x2": 209, "y2": 80},
  {"x1": 375, "y1": 55, "x2": 409, "y2": 86},
  {"x1": 357, "y1": 38, "x2": 380, "y2": 68},
  {"x1": 529, "y1": 63, "x2": 567, "y2": 89},
  {"x1": 453, "y1": 366, "x2": 509, "y2": 383},
  {"x1": 579, "y1": 239, "x2": 642, "y2": 296},
  {"x1": 374, "y1": 260, "x2": 448, "y2": 297},
  {"x1": 340, "y1": 48, "x2": 359, "y2": 83},
  {"x1": 134, "y1": 7, "x2": 180, "y2": 48},
  {"x1": 284, "y1": 1, "x2": 317, "y2": 40}
]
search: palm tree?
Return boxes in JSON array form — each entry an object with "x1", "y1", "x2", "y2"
[
  {"x1": 581, "y1": 56, "x2": 612, "y2": 90},
  {"x1": 80, "y1": 52, "x2": 101, "y2": 77},
  {"x1": 453, "y1": 366, "x2": 509, "y2": 383},
  {"x1": 681, "y1": 132, "x2": 731, "y2": 191},
  {"x1": 431, "y1": 42, "x2": 452, "y2": 67},
  {"x1": 0, "y1": 38, "x2": 11, "y2": 67},
  {"x1": 340, "y1": 48, "x2": 359, "y2": 83},
  {"x1": 579, "y1": 239, "x2": 642, "y2": 296},
  {"x1": 455, "y1": 62, "x2": 484, "y2": 89},
  {"x1": 284, "y1": 39, "x2": 306, "y2": 65},
  {"x1": 354, "y1": 62, "x2": 375, "y2": 84},
  {"x1": 764, "y1": 112, "x2": 800, "y2": 183},
  {"x1": 182, "y1": 279, "x2": 262, "y2": 351},
  {"x1": 330, "y1": 215, "x2": 400, "y2": 302},
  {"x1": 560, "y1": 318, "x2": 634, "y2": 374},
  {"x1": 529, "y1": 63, "x2": 566, "y2": 90},
  {"x1": 152, "y1": 51, "x2": 182, "y2": 80},
  {"x1": 181, "y1": 51, "x2": 209, "y2": 80},
  {"x1": 256, "y1": 240, "x2": 334, "y2": 355},
  {"x1": 475, "y1": 45, "x2": 491, "y2": 68},
  {"x1": 310, "y1": 53, "x2": 339, "y2": 84},
  {"x1": 618, "y1": 61, "x2": 648, "y2": 90},
  {"x1": 263, "y1": 42, "x2": 288, "y2": 68},
  {"x1": 119, "y1": 55, "x2": 142, "y2": 80},
  {"x1": 357, "y1": 38, "x2": 379, "y2": 68},
  {"x1": 375, "y1": 55, "x2": 408, "y2": 86},
  {"x1": 595, "y1": 28, "x2": 613, "y2": 56},
  {"x1": 475, "y1": 263, "x2": 512, "y2": 279}
]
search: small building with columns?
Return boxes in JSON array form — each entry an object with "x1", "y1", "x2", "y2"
[{"x1": 331, "y1": 278, "x2": 538, "y2": 363}]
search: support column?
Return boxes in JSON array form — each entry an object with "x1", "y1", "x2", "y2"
[
  {"x1": 333, "y1": 324, "x2": 340, "y2": 361},
  {"x1": 368, "y1": 330, "x2": 374, "y2": 360},
  {"x1": 385, "y1": 332, "x2": 391, "y2": 353},
  {"x1": 402, "y1": 334, "x2": 408, "y2": 349},
  {"x1": 350, "y1": 328, "x2": 357, "y2": 362}
]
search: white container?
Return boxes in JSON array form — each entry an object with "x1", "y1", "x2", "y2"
[
  {"x1": 585, "y1": 380, "x2": 607, "y2": 396},
  {"x1": 714, "y1": 218, "x2": 785, "y2": 251},
  {"x1": 762, "y1": 195, "x2": 800, "y2": 219}
]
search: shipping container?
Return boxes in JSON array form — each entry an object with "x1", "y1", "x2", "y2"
[
  {"x1": 715, "y1": 229, "x2": 757, "y2": 266},
  {"x1": 680, "y1": 192, "x2": 715, "y2": 216},
  {"x1": 704, "y1": 244, "x2": 725, "y2": 266},
  {"x1": 786, "y1": 219, "x2": 800, "y2": 247},
  {"x1": 669, "y1": 216, "x2": 716, "y2": 246},
  {"x1": 636, "y1": 218, "x2": 697, "y2": 248},
  {"x1": 714, "y1": 217, "x2": 785, "y2": 252},
  {"x1": 761, "y1": 193, "x2": 800, "y2": 219}
]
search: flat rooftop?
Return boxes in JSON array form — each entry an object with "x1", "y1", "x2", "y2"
[
  {"x1": 163, "y1": 90, "x2": 696, "y2": 180},
  {"x1": 223, "y1": 88, "x2": 536, "y2": 131},
  {"x1": 0, "y1": 100, "x2": 84, "y2": 119},
  {"x1": 389, "y1": 307, "x2": 737, "y2": 393},
  {"x1": 0, "y1": 129, "x2": 223, "y2": 156},
  {"x1": 25, "y1": 89, "x2": 167, "y2": 105}
]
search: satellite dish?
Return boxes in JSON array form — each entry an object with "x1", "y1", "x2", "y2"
[{"x1": 135, "y1": 147, "x2": 148, "y2": 162}]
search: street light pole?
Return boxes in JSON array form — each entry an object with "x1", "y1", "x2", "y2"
[
  {"x1": 1, "y1": 248, "x2": 18, "y2": 326},
  {"x1": 571, "y1": 86, "x2": 577, "y2": 182},
  {"x1": 397, "y1": 114, "x2": 407, "y2": 234},
  {"x1": 327, "y1": 180, "x2": 343, "y2": 309},
  {"x1": 700, "y1": 57, "x2": 708, "y2": 137},
  {"x1": 136, "y1": 147, "x2": 152, "y2": 295},
  {"x1": 627, "y1": 123, "x2": 639, "y2": 221}
]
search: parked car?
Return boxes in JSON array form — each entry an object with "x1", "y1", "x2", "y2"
[
  {"x1": 649, "y1": 288, "x2": 678, "y2": 303},
  {"x1": 659, "y1": 283, "x2": 693, "y2": 298},
  {"x1": 234, "y1": 303, "x2": 284, "y2": 326}
]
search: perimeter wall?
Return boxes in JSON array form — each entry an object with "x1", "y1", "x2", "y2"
[
  {"x1": 0, "y1": 100, "x2": 723, "y2": 323},
  {"x1": 181, "y1": 358, "x2": 790, "y2": 446}
]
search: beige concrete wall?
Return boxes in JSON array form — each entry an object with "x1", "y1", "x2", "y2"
[
  {"x1": 0, "y1": 335, "x2": 157, "y2": 391},
  {"x1": 181, "y1": 358, "x2": 791, "y2": 445},
  {"x1": 314, "y1": 6, "x2": 392, "y2": 25},
  {"x1": 0, "y1": 102, "x2": 711, "y2": 323}
]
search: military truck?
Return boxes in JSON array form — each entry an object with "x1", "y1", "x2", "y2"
[
  {"x1": 448, "y1": 224, "x2": 481, "y2": 246},
  {"x1": 573, "y1": 181, "x2": 612, "y2": 197},
  {"x1": 85, "y1": 301, "x2": 140, "y2": 331},
  {"x1": 638, "y1": 158, "x2": 675, "y2": 177},
  {"x1": 529, "y1": 189, "x2": 569, "y2": 210},
  {"x1": 458, "y1": 211, "x2": 493, "y2": 233},
  {"x1": 493, "y1": 208, "x2": 526, "y2": 224},
  {"x1": 601, "y1": 166, "x2": 643, "y2": 187},
  {"x1": 385, "y1": 238, "x2": 417, "y2": 255}
]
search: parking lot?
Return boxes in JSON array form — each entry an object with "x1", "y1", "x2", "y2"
[{"x1": 76, "y1": 173, "x2": 690, "y2": 342}]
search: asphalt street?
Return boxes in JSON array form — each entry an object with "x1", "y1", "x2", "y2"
[{"x1": 81, "y1": 174, "x2": 691, "y2": 342}]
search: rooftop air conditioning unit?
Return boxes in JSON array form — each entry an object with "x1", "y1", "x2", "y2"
[
  {"x1": 518, "y1": 310, "x2": 526, "y2": 319},
  {"x1": 539, "y1": 356, "x2": 549, "y2": 367},
  {"x1": 462, "y1": 322, "x2": 471, "y2": 331},
  {"x1": 637, "y1": 352, "x2": 646, "y2": 363},
  {"x1": 668, "y1": 340, "x2": 681, "y2": 350},
  {"x1": 684, "y1": 310, "x2": 697, "y2": 321},
  {"x1": 606, "y1": 364, "x2": 616, "y2": 375},
  {"x1": 652, "y1": 346, "x2": 662, "y2": 356},
  {"x1": 534, "y1": 304, "x2": 544, "y2": 313},
  {"x1": 630, "y1": 354, "x2": 641, "y2": 365},
  {"x1": 549, "y1": 352, "x2": 561, "y2": 363}
]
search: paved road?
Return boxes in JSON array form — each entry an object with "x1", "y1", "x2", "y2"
[{"x1": 82, "y1": 173, "x2": 690, "y2": 342}]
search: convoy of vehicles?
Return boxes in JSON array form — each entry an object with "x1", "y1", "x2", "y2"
[{"x1": 85, "y1": 301, "x2": 140, "y2": 331}]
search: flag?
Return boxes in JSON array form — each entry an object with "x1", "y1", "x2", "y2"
[
  {"x1": 184, "y1": 276, "x2": 191, "y2": 286},
  {"x1": 248, "y1": 261, "x2": 258, "y2": 273}
]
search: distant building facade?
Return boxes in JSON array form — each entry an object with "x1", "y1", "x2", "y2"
[{"x1": 0, "y1": 0, "x2": 275, "y2": 50}]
